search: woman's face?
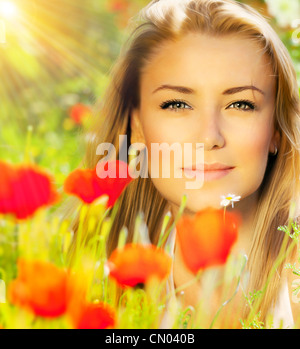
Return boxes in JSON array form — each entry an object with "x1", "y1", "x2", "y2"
[{"x1": 131, "y1": 33, "x2": 278, "y2": 213}]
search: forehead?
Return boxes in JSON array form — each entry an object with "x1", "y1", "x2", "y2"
[{"x1": 140, "y1": 32, "x2": 275, "y2": 98}]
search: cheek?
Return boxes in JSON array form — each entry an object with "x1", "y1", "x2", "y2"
[
  {"x1": 235, "y1": 131, "x2": 270, "y2": 160},
  {"x1": 142, "y1": 114, "x2": 184, "y2": 144},
  {"x1": 231, "y1": 121, "x2": 273, "y2": 184},
  {"x1": 141, "y1": 115, "x2": 187, "y2": 172},
  {"x1": 140, "y1": 115, "x2": 192, "y2": 202}
]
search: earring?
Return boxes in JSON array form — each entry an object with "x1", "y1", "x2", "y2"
[{"x1": 271, "y1": 146, "x2": 278, "y2": 156}]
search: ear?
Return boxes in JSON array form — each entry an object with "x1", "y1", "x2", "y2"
[
  {"x1": 270, "y1": 129, "x2": 281, "y2": 154},
  {"x1": 130, "y1": 108, "x2": 146, "y2": 144}
]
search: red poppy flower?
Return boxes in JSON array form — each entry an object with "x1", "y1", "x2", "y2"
[
  {"x1": 176, "y1": 209, "x2": 241, "y2": 273},
  {"x1": 8, "y1": 259, "x2": 69, "y2": 318},
  {"x1": 0, "y1": 161, "x2": 60, "y2": 220},
  {"x1": 64, "y1": 160, "x2": 133, "y2": 207},
  {"x1": 73, "y1": 302, "x2": 116, "y2": 329},
  {"x1": 65, "y1": 273, "x2": 116, "y2": 329},
  {"x1": 108, "y1": 243, "x2": 172, "y2": 288},
  {"x1": 109, "y1": 0, "x2": 130, "y2": 12},
  {"x1": 69, "y1": 104, "x2": 91, "y2": 124}
]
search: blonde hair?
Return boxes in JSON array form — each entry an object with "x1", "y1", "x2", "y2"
[{"x1": 67, "y1": 0, "x2": 300, "y2": 323}]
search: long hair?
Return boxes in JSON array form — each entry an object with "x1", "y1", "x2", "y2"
[{"x1": 65, "y1": 0, "x2": 300, "y2": 322}]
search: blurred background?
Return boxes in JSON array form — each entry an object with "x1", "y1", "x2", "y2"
[{"x1": 0, "y1": 0, "x2": 299, "y2": 187}]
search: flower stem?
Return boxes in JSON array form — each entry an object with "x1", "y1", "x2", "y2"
[
  {"x1": 24, "y1": 125, "x2": 33, "y2": 163},
  {"x1": 158, "y1": 194, "x2": 187, "y2": 249},
  {"x1": 209, "y1": 254, "x2": 248, "y2": 329},
  {"x1": 174, "y1": 271, "x2": 202, "y2": 296}
]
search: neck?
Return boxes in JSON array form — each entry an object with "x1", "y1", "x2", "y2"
[{"x1": 228, "y1": 191, "x2": 259, "y2": 255}]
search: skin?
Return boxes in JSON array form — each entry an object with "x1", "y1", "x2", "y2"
[
  {"x1": 130, "y1": 32, "x2": 282, "y2": 324},
  {"x1": 131, "y1": 32, "x2": 278, "y2": 233}
]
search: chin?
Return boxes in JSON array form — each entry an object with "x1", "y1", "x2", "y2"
[
  {"x1": 168, "y1": 192, "x2": 225, "y2": 215},
  {"x1": 182, "y1": 186, "x2": 243, "y2": 213},
  {"x1": 185, "y1": 199, "x2": 223, "y2": 214}
]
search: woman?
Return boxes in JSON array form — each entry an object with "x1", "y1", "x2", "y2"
[{"x1": 70, "y1": 0, "x2": 300, "y2": 327}]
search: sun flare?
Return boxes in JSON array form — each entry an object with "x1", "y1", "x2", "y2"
[{"x1": 0, "y1": 1, "x2": 18, "y2": 19}]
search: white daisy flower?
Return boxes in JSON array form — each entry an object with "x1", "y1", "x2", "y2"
[{"x1": 220, "y1": 194, "x2": 241, "y2": 208}]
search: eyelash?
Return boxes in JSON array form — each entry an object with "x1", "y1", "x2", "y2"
[
  {"x1": 160, "y1": 99, "x2": 192, "y2": 111},
  {"x1": 227, "y1": 99, "x2": 257, "y2": 112},
  {"x1": 159, "y1": 99, "x2": 258, "y2": 112}
]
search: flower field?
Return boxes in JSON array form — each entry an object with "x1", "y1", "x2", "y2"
[{"x1": 0, "y1": 0, "x2": 300, "y2": 330}]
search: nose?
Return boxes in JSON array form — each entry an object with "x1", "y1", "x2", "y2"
[{"x1": 199, "y1": 111, "x2": 225, "y2": 151}]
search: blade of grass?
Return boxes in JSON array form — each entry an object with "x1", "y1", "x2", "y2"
[{"x1": 157, "y1": 194, "x2": 187, "y2": 249}]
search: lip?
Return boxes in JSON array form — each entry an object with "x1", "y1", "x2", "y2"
[{"x1": 181, "y1": 163, "x2": 235, "y2": 182}]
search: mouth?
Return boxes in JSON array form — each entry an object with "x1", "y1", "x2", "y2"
[{"x1": 181, "y1": 163, "x2": 235, "y2": 181}]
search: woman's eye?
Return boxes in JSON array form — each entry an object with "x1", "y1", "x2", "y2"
[
  {"x1": 227, "y1": 100, "x2": 257, "y2": 111},
  {"x1": 160, "y1": 99, "x2": 257, "y2": 112},
  {"x1": 160, "y1": 100, "x2": 192, "y2": 111}
]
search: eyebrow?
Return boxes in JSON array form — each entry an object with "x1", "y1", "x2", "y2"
[
  {"x1": 152, "y1": 84, "x2": 265, "y2": 96},
  {"x1": 223, "y1": 85, "x2": 265, "y2": 96},
  {"x1": 152, "y1": 85, "x2": 194, "y2": 94}
]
